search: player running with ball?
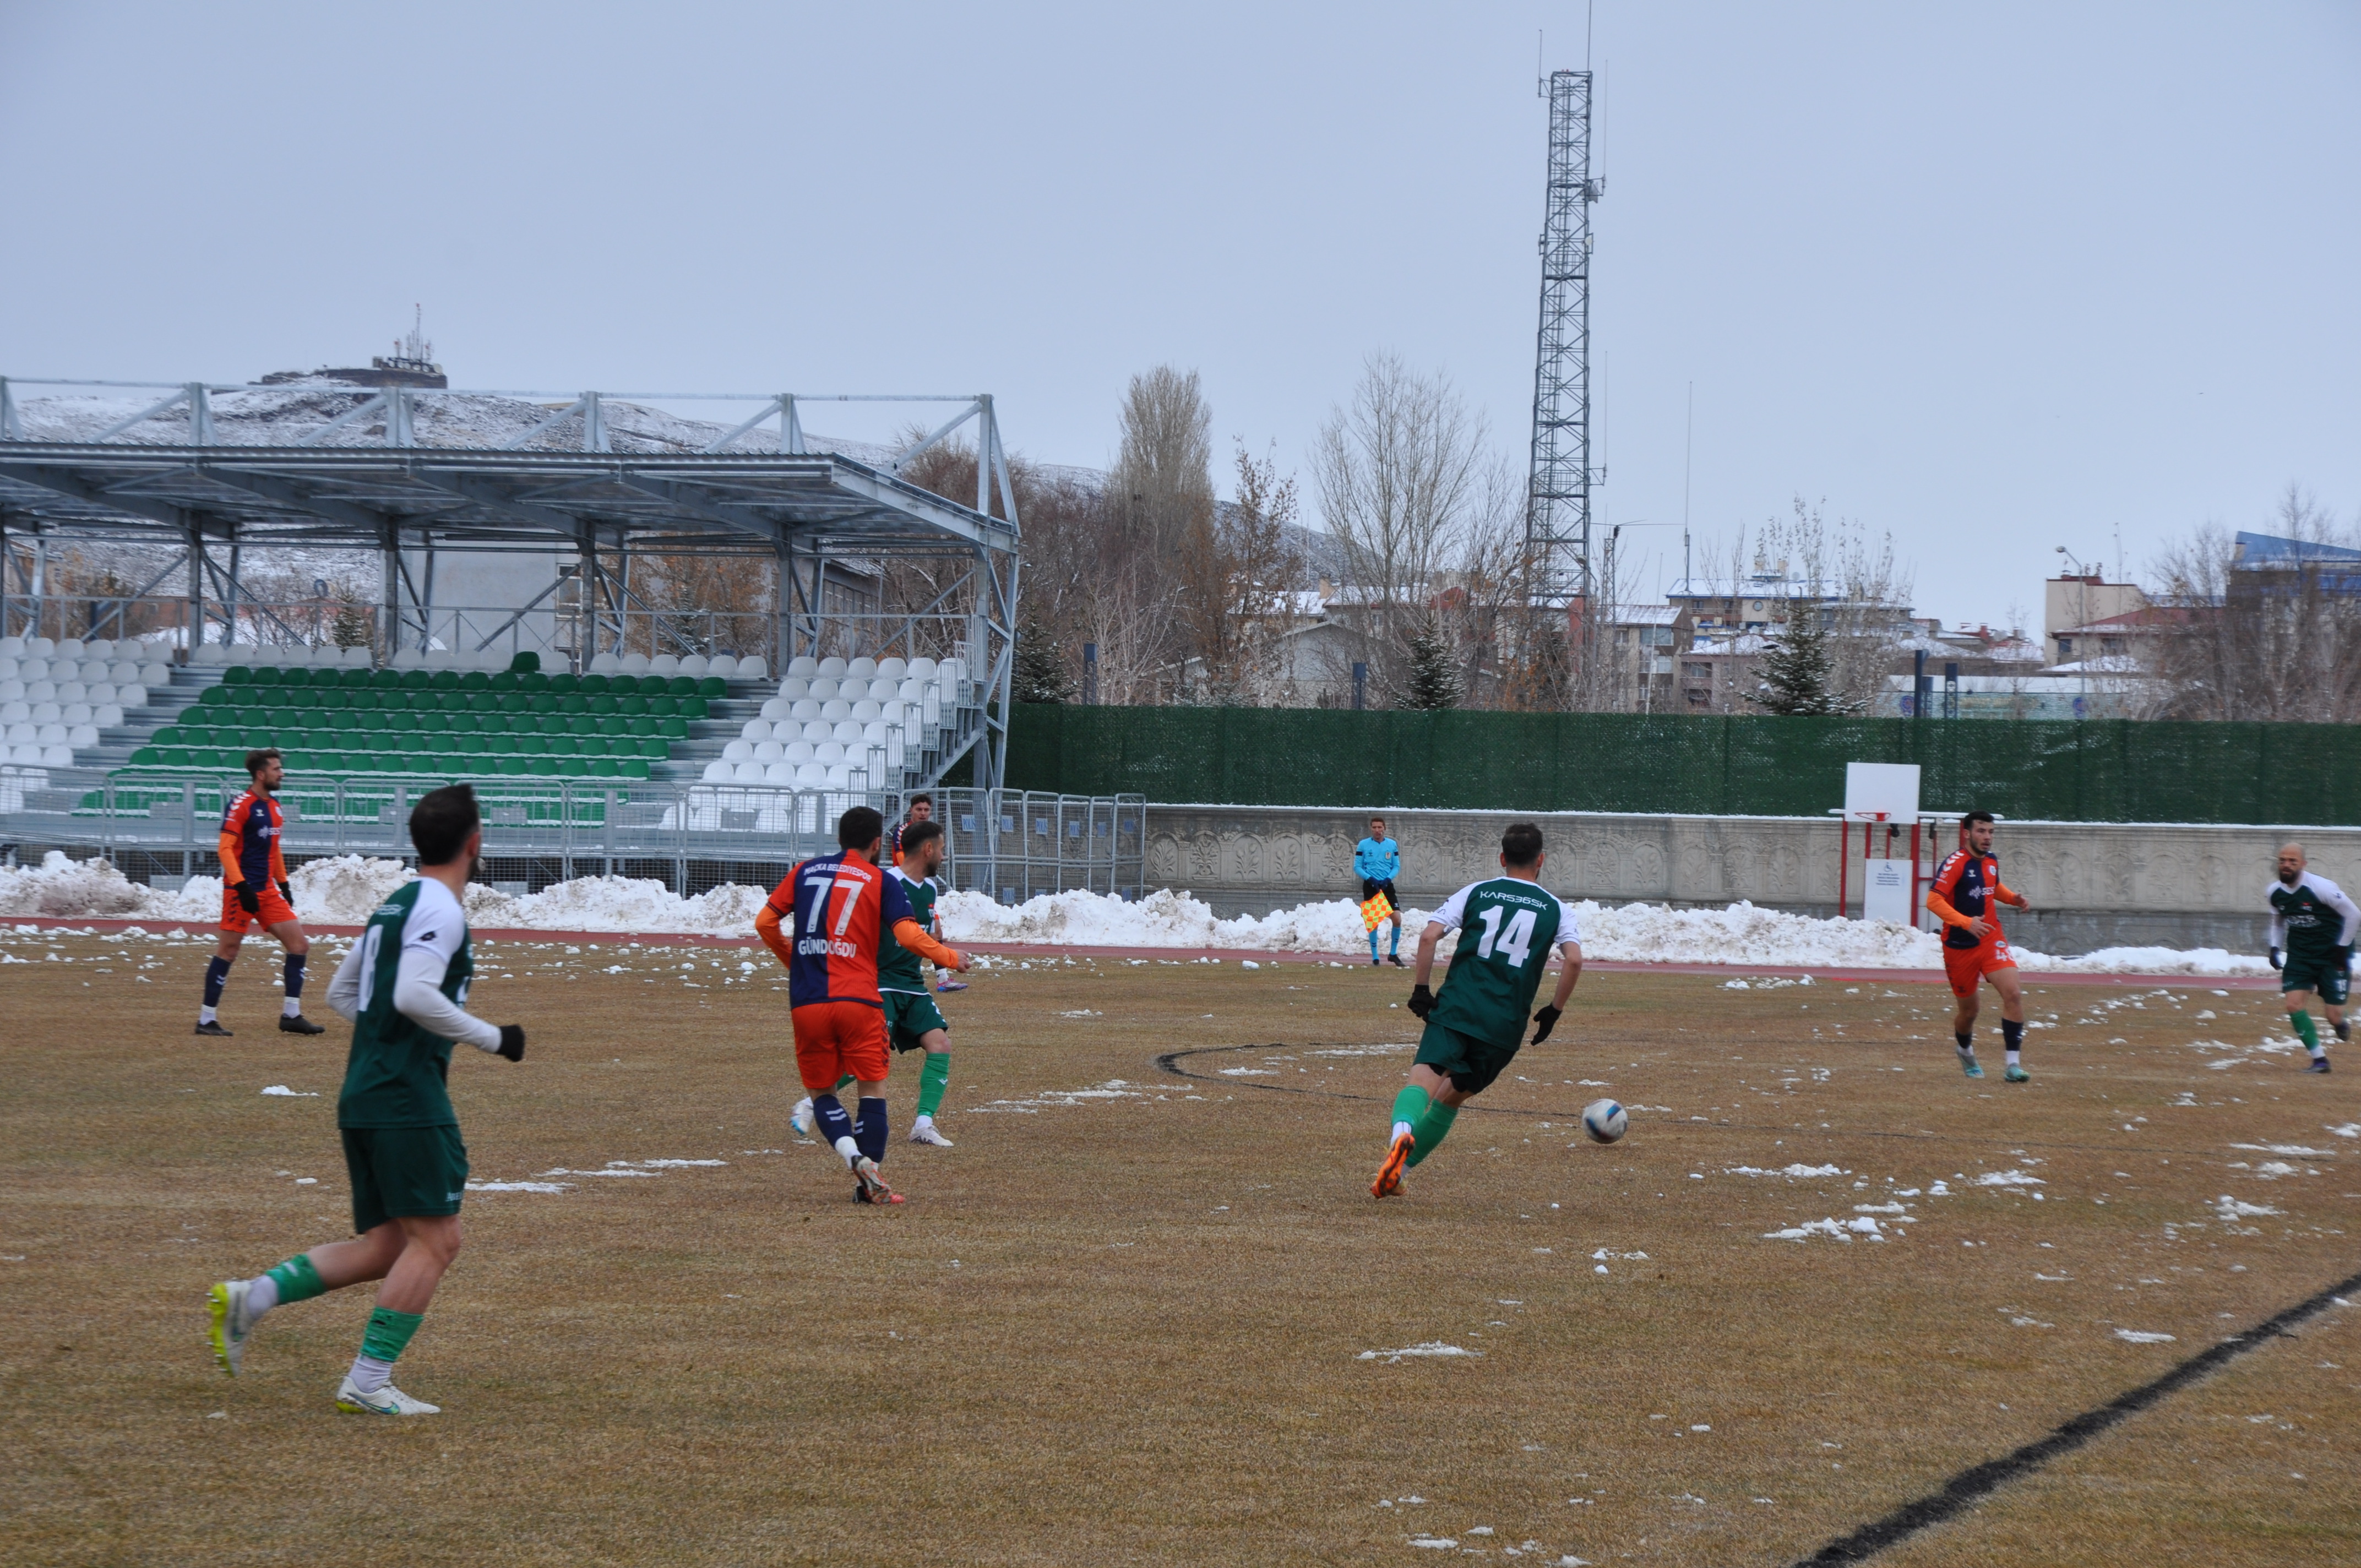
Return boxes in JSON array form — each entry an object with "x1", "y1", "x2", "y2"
[
  {"x1": 2267, "y1": 842, "x2": 2358, "y2": 1075},
  {"x1": 757, "y1": 807, "x2": 968, "y2": 1204},
  {"x1": 1373, "y1": 822, "x2": 1582, "y2": 1199},
  {"x1": 205, "y1": 784, "x2": 527, "y2": 1415},
  {"x1": 1927, "y1": 810, "x2": 2032, "y2": 1082}
]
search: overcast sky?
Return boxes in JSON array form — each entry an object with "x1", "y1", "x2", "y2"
[{"x1": 4, "y1": 2, "x2": 2355, "y2": 631}]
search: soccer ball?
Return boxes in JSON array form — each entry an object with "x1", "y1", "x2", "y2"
[{"x1": 1581, "y1": 1098, "x2": 1628, "y2": 1144}]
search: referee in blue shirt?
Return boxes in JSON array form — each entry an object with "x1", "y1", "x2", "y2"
[{"x1": 1356, "y1": 816, "x2": 1404, "y2": 967}]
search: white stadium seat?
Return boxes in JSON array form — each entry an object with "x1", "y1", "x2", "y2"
[
  {"x1": 723, "y1": 741, "x2": 754, "y2": 763},
  {"x1": 754, "y1": 741, "x2": 785, "y2": 763},
  {"x1": 851, "y1": 700, "x2": 882, "y2": 722},
  {"x1": 0, "y1": 702, "x2": 26, "y2": 723},
  {"x1": 806, "y1": 676, "x2": 837, "y2": 701},
  {"x1": 56, "y1": 639, "x2": 84, "y2": 658},
  {"x1": 40, "y1": 744, "x2": 72, "y2": 765},
  {"x1": 739, "y1": 718, "x2": 769, "y2": 742},
  {"x1": 906, "y1": 656, "x2": 938, "y2": 678},
  {"x1": 26, "y1": 683, "x2": 56, "y2": 704},
  {"x1": 701, "y1": 760, "x2": 732, "y2": 782},
  {"x1": 875, "y1": 656, "x2": 908, "y2": 679},
  {"x1": 784, "y1": 741, "x2": 815, "y2": 763},
  {"x1": 68, "y1": 724, "x2": 99, "y2": 747},
  {"x1": 95, "y1": 704, "x2": 123, "y2": 727},
  {"x1": 735, "y1": 656, "x2": 766, "y2": 680},
  {"x1": 776, "y1": 677, "x2": 808, "y2": 701},
  {"x1": 732, "y1": 760, "x2": 763, "y2": 783},
  {"x1": 759, "y1": 697, "x2": 790, "y2": 721},
  {"x1": 831, "y1": 720, "x2": 864, "y2": 743},
  {"x1": 649, "y1": 655, "x2": 681, "y2": 676},
  {"x1": 619, "y1": 652, "x2": 651, "y2": 674},
  {"x1": 63, "y1": 702, "x2": 92, "y2": 724},
  {"x1": 677, "y1": 655, "x2": 709, "y2": 677},
  {"x1": 118, "y1": 684, "x2": 148, "y2": 709},
  {"x1": 788, "y1": 656, "x2": 819, "y2": 678},
  {"x1": 819, "y1": 699, "x2": 851, "y2": 722},
  {"x1": 707, "y1": 654, "x2": 738, "y2": 678},
  {"x1": 789, "y1": 700, "x2": 821, "y2": 722},
  {"x1": 847, "y1": 656, "x2": 877, "y2": 678},
  {"x1": 31, "y1": 701, "x2": 61, "y2": 722},
  {"x1": 817, "y1": 656, "x2": 847, "y2": 678}
]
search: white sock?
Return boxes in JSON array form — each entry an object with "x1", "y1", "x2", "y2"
[
  {"x1": 1955, "y1": 1043, "x2": 1976, "y2": 1058},
  {"x1": 834, "y1": 1135, "x2": 861, "y2": 1168},
  {"x1": 282, "y1": 997, "x2": 303, "y2": 1018},
  {"x1": 244, "y1": 1275, "x2": 280, "y2": 1317},
  {"x1": 912, "y1": 1113, "x2": 934, "y2": 1128},
  {"x1": 346, "y1": 1353, "x2": 395, "y2": 1394},
  {"x1": 1392, "y1": 1120, "x2": 1413, "y2": 1141},
  {"x1": 199, "y1": 1005, "x2": 218, "y2": 1025},
  {"x1": 2005, "y1": 1050, "x2": 2021, "y2": 1066}
]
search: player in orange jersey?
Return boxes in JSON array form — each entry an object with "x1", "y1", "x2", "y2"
[
  {"x1": 755, "y1": 805, "x2": 967, "y2": 1204},
  {"x1": 196, "y1": 748, "x2": 326, "y2": 1038},
  {"x1": 1925, "y1": 810, "x2": 2032, "y2": 1082}
]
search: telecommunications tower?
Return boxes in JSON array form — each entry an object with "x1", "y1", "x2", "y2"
[{"x1": 1525, "y1": 68, "x2": 1601, "y2": 614}]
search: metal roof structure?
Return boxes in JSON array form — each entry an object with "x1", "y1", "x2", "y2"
[{"x1": 0, "y1": 378, "x2": 1022, "y2": 786}]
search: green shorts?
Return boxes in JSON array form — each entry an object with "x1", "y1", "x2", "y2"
[
  {"x1": 2282, "y1": 951, "x2": 2350, "y2": 1006},
  {"x1": 340, "y1": 1124, "x2": 469, "y2": 1233},
  {"x1": 1413, "y1": 1019, "x2": 1520, "y2": 1096},
  {"x1": 883, "y1": 989, "x2": 949, "y2": 1053}
]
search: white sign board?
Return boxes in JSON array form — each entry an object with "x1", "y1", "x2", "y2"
[
  {"x1": 1862, "y1": 857, "x2": 1915, "y2": 924},
  {"x1": 1845, "y1": 762, "x2": 1921, "y2": 823}
]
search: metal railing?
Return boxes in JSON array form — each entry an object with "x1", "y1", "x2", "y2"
[{"x1": 4, "y1": 777, "x2": 1145, "y2": 905}]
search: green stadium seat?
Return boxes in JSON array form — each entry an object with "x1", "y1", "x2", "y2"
[
  {"x1": 249, "y1": 667, "x2": 281, "y2": 687},
  {"x1": 625, "y1": 716, "x2": 655, "y2": 737},
  {"x1": 463, "y1": 693, "x2": 494, "y2": 713},
  {"x1": 488, "y1": 671, "x2": 520, "y2": 693},
  {"x1": 565, "y1": 716, "x2": 597, "y2": 737},
  {"x1": 681, "y1": 697, "x2": 709, "y2": 720},
  {"x1": 196, "y1": 686, "x2": 227, "y2": 706},
  {"x1": 558, "y1": 759, "x2": 588, "y2": 777},
  {"x1": 330, "y1": 712, "x2": 360, "y2": 733},
  {"x1": 333, "y1": 667, "x2": 365, "y2": 688},
  {"x1": 280, "y1": 667, "x2": 311, "y2": 687},
  {"x1": 497, "y1": 757, "x2": 528, "y2": 776},
  {"x1": 644, "y1": 695, "x2": 675, "y2": 717},
  {"x1": 589, "y1": 758, "x2": 619, "y2": 778},
  {"x1": 368, "y1": 669, "x2": 400, "y2": 690},
  {"x1": 621, "y1": 759, "x2": 650, "y2": 780},
  {"x1": 614, "y1": 696, "x2": 647, "y2": 717},
  {"x1": 548, "y1": 673, "x2": 578, "y2": 695},
  {"x1": 346, "y1": 689, "x2": 376, "y2": 711},
  {"x1": 660, "y1": 676, "x2": 690, "y2": 697},
  {"x1": 697, "y1": 676, "x2": 725, "y2": 699},
  {"x1": 557, "y1": 694, "x2": 586, "y2": 715},
  {"x1": 130, "y1": 747, "x2": 162, "y2": 765},
  {"x1": 429, "y1": 670, "x2": 460, "y2": 691},
  {"x1": 640, "y1": 737, "x2": 672, "y2": 758},
  {"x1": 494, "y1": 693, "x2": 526, "y2": 714},
  {"x1": 595, "y1": 715, "x2": 627, "y2": 736},
  {"x1": 524, "y1": 694, "x2": 554, "y2": 715},
  {"x1": 528, "y1": 758, "x2": 559, "y2": 776},
  {"x1": 221, "y1": 666, "x2": 251, "y2": 685},
  {"x1": 399, "y1": 669, "x2": 430, "y2": 690},
  {"x1": 155, "y1": 726, "x2": 184, "y2": 745},
  {"x1": 159, "y1": 746, "x2": 189, "y2": 766},
  {"x1": 460, "y1": 671, "x2": 491, "y2": 692},
  {"x1": 579, "y1": 674, "x2": 610, "y2": 695},
  {"x1": 520, "y1": 672, "x2": 551, "y2": 693},
  {"x1": 580, "y1": 695, "x2": 612, "y2": 717}
]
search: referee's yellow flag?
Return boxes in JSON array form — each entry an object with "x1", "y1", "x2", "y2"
[{"x1": 1359, "y1": 889, "x2": 1394, "y2": 932}]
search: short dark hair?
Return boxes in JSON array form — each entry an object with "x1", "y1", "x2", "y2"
[
  {"x1": 838, "y1": 804, "x2": 885, "y2": 851},
  {"x1": 245, "y1": 747, "x2": 282, "y2": 777},
  {"x1": 909, "y1": 792, "x2": 934, "y2": 810},
  {"x1": 1501, "y1": 821, "x2": 1544, "y2": 868},
  {"x1": 900, "y1": 818, "x2": 944, "y2": 856},
  {"x1": 1964, "y1": 810, "x2": 1995, "y2": 829},
  {"x1": 410, "y1": 783, "x2": 481, "y2": 867}
]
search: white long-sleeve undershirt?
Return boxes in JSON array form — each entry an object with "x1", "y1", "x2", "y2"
[{"x1": 325, "y1": 917, "x2": 502, "y2": 1053}]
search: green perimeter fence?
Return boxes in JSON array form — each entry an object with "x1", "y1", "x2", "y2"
[{"x1": 1005, "y1": 706, "x2": 2361, "y2": 825}]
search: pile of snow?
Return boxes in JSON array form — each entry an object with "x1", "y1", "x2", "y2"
[{"x1": 0, "y1": 853, "x2": 2287, "y2": 972}]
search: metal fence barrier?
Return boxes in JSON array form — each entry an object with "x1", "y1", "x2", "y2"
[{"x1": 2, "y1": 777, "x2": 1145, "y2": 907}]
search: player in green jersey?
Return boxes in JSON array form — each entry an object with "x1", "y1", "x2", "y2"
[
  {"x1": 204, "y1": 784, "x2": 526, "y2": 1415},
  {"x1": 790, "y1": 818, "x2": 966, "y2": 1146},
  {"x1": 2267, "y1": 842, "x2": 2359, "y2": 1075},
  {"x1": 1373, "y1": 822, "x2": 1584, "y2": 1199}
]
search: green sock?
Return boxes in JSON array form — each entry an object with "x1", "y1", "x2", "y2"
[
  {"x1": 264, "y1": 1253, "x2": 327, "y2": 1305},
  {"x1": 2293, "y1": 1010, "x2": 2321, "y2": 1053},
  {"x1": 835, "y1": 1074, "x2": 855, "y2": 1093},
  {"x1": 916, "y1": 1052, "x2": 951, "y2": 1119},
  {"x1": 1390, "y1": 1084, "x2": 1430, "y2": 1137},
  {"x1": 360, "y1": 1306, "x2": 423, "y2": 1364},
  {"x1": 1407, "y1": 1102, "x2": 1459, "y2": 1167}
]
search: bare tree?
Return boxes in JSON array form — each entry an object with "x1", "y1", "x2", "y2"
[
  {"x1": 1172, "y1": 443, "x2": 1304, "y2": 704},
  {"x1": 2147, "y1": 486, "x2": 2361, "y2": 721},
  {"x1": 1312, "y1": 353, "x2": 1493, "y2": 703},
  {"x1": 1111, "y1": 367, "x2": 1215, "y2": 569}
]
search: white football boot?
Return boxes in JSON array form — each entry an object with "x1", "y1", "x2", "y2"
[
  {"x1": 789, "y1": 1097, "x2": 815, "y2": 1140},
  {"x1": 908, "y1": 1117, "x2": 954, "y2": 1147},
  {"x1": 335, "y1": 1376, "x2": 440, "y2": 1415},
  {"x1": 206, "y1": 1279, "x2": 257, "y2": 1376}
]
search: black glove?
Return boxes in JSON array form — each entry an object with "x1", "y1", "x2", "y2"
[
  {"x1": 234, "y1": 883, "x2": 260, "y2": 916},
  {"x1": 1530, "y1": 1004, "x2": 1563, "y2": 1044},
  {"x1": 1407, "y1": 984, "x2": 1436, "y2": 1019},
  {"x1": 496, "y1": 1024, "x2": 526, "y2": 1063},
  {"x1": 275, "y1": 879, "x2": 293, "y2": 905},
  {"x1": 2268, "y1": 946, "x2": 2283, "y2": 972}
]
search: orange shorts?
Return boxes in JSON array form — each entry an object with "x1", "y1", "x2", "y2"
[
  {"x1": 220, "y1": 883, "x2": 298, "y2": 934},
  {"x1": 1943, "y1": 938, "x2": 2016, "y2": 998},
  {"x1": 791, "y1": 1000, "x2": 890, "y2": 1092}
]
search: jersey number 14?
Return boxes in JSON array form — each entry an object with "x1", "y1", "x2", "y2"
[{"x1": 1475, "y1": 906, "x2": 1537, "y2": 968}]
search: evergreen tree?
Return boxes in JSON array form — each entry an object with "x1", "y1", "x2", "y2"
[
  {"x1": 1750, "y1": 609, "x2": 1854, "y2": 715},
  {"x1": 1010, "y1": 612, "x2": 1076, "y2": 704},
  {"x1": 329, "y1": 589, "x2": 374, "y2": 651},
  {"x1": 1402, "y1": 620, "x2": 1462, "y2": 710}
]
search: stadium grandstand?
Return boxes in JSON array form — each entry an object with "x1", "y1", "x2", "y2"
[{"x1": 0, "y1": 373, "x2": 1146, "y2": 899}]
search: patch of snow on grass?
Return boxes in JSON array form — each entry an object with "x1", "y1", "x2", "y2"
[{"x1": 1358, "y1": 1342, "x2": 1484, "y2": 1363}]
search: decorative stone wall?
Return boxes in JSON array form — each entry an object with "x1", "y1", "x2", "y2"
[{"x1": 1143, "y1": 805, "x2": 2361, "y2": 955}]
